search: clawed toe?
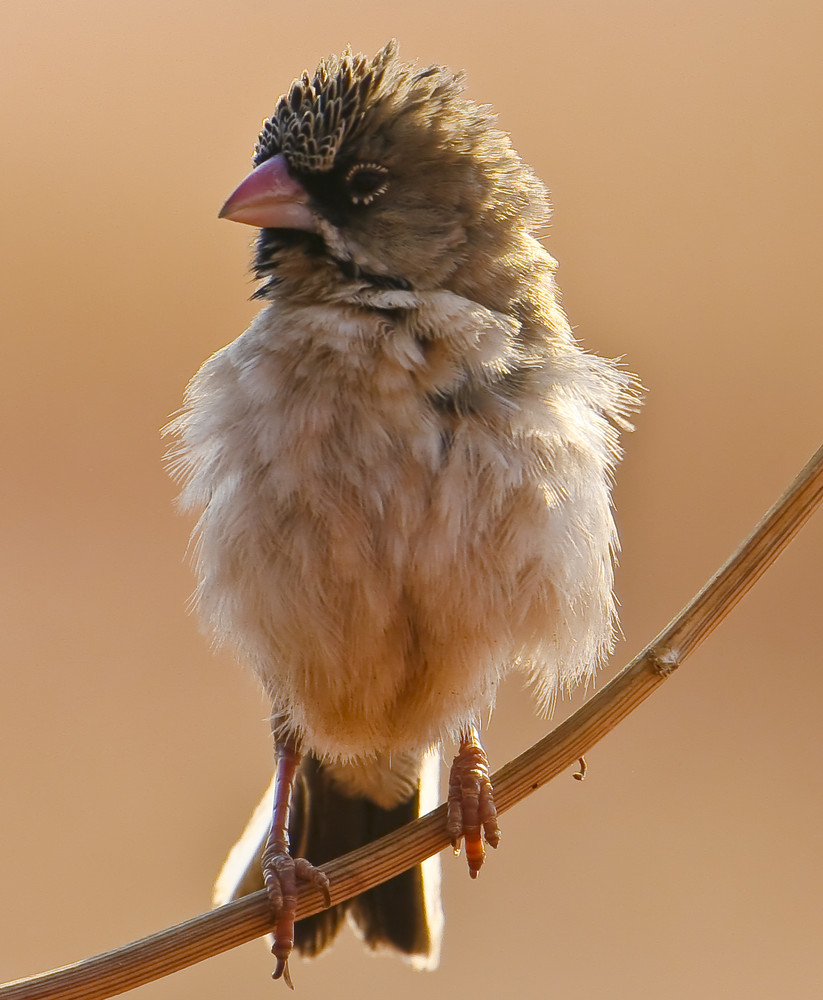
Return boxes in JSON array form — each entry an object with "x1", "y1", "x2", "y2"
[
  {"x1": 447, "y1": 728, "x2": 501, "y2": 877},
  {"x1": 262, "y1": 736, "x2": 332, "y2": 987},
  {"x1": 263, "y1": 848, "x2": 331, "y2": 987}
]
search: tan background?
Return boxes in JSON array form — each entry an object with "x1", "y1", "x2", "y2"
[{"x1": 2, "y1": 2, "x2": 822, "y2": 997}]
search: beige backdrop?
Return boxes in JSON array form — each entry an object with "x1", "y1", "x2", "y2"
[{"x1": 2, "y1": 2, "x2": 821, "y2": 998}]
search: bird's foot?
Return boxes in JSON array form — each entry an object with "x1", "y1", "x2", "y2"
[
  {"x1": 446, "y1": 730, "x2": 501, "y2": 877},
  {"x1": 262, "y1": 846, "x2": 331, "y2": 988}
]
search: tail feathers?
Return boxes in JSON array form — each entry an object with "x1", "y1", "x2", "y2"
[
  {"x1": 348, "y1": 848, "x2": 434, "y2": 964},
  {"x1": 213, "y1": 753, "x2": 442, "y2": 969}
]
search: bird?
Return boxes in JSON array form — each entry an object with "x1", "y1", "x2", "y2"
[{"x1": 166, "y1": 40, "x2": 638, "y2": 986}]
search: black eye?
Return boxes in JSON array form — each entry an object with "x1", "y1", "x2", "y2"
[{"x1": 344, "y1": 162, "x2": 390, "y2": 206}]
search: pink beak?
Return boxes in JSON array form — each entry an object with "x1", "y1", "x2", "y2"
[{"x1": 218, "y1": 154, "x2": 316, "y2": 231}]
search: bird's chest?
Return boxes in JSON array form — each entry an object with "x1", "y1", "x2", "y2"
[{"x1": 217, "y1": 310, "x2": 448, "y2": 580}]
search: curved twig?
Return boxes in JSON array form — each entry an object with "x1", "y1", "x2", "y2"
[{"x1": 3, "y1": 442, "x2": 823, "y2": 1000}]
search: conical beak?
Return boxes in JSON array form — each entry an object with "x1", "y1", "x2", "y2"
[{"x1": 218, "y1": 154, "x2": 316, "y2": 231}]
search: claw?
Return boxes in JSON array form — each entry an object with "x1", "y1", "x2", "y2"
[
  {"x1": 264, "y1": 848, "x2": 330, "y2": 985},
  {"x1": 447, "y1": 727, "x2": 501, "y2": 877},
  {"x1": 294, "y1": 856, "x2": 331, "y2": 907},
  {"x1": 262, "y1": 734, "x2": 331, "y2": 986},
  {"x1": 272, "y1": 955, "x2": 293, "y2": 990}
]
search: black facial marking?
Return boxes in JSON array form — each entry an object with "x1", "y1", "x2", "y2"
[
  {"x1": 334, "y1": 258, "x2": 411, "y2": 290},
  {"x1": 251, "y1": 225, "x2": 411, "y2": 297}
]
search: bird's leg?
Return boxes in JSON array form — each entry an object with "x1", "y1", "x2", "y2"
[
  {"x1": 262, "y1": 730, "x2": 331, "y2": 988},
  {"x1": 446, "y1": 726, "x2": 501, "y2": 878}
]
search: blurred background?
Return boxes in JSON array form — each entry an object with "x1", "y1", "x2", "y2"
[{"x1": 1, "y1": 1, "x2": 821, "y2": 997}]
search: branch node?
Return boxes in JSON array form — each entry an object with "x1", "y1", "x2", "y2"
[{"x1": 649, "y1": 647, "x2": 681, "y2": 677}]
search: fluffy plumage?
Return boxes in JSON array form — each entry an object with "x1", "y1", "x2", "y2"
[{"x1": 167, "y1": 40, "x2": 638, "y2": 974}]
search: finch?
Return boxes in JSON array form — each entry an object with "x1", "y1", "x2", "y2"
[{"x1": 167, "y1": 40, "x2": 638, "y2": 984}]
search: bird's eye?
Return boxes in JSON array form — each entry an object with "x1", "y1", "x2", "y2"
[{"x1": 344, "y1": 162, "x2": 390, "y2": 206}]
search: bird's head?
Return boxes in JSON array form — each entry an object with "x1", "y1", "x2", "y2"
[{"x1": 220, "y1": 41, "x2": 550, "y2": 299}]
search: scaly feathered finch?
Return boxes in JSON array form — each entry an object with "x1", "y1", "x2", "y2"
[{"x1": 166, "y1": 40, "x2": 639, "y2": 985}]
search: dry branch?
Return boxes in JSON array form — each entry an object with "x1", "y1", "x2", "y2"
[{"x1": 3, "y1": 441, "x2": 823, "y2": 1000}]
